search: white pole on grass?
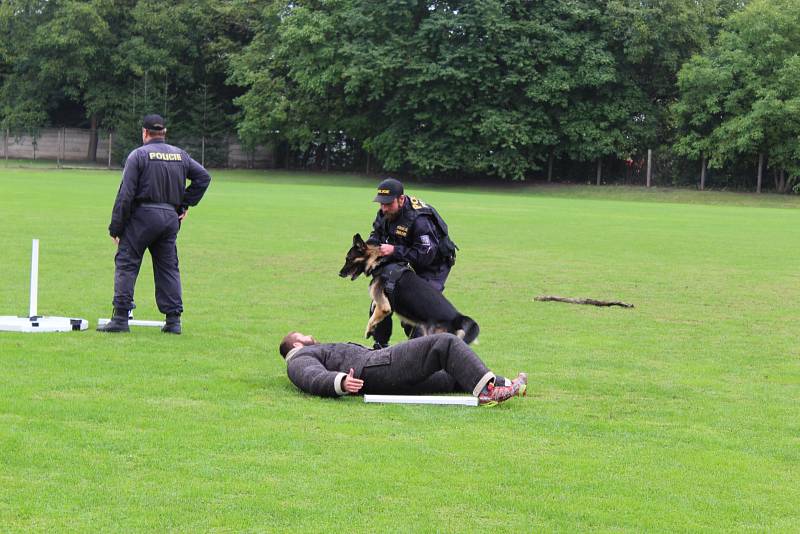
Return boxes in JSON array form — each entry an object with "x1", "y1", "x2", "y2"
[
  {"x1": 364, "y1": 394, "x2": 478, "y2": 406},
  {"x1": 29, "y1": 238, "x2": 39, "y2": 318},
  {"x1": 0, "y1": 238, "x2": 88, "y2": 332}
]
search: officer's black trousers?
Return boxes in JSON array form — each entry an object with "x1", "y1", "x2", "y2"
[{"x1": 113, "y1": 205, "x2": 182, "y2": 315}]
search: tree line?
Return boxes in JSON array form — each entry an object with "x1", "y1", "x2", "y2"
[{"x1": 2, "y1": 0, "x2": 798, "y2": 191}]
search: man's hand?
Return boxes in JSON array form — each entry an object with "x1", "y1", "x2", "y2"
[
  {"x1": 343, "y1": 368, "x2": 364, "y2": 394},
  {"x1": 379, "y1": 244, "x2": 395, "y2": 257},
  {"x1": 111, "y1": 236, "x2": 120, "y2": 245},
  {"x1": 179, "y1": 207, "x2": 189, "y2": 221}
]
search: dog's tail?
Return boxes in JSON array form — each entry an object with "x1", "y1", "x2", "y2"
[{"x1": 455, "y1": 315, "x2": 480, "y2": 345}]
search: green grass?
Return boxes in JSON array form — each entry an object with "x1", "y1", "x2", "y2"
[{"x1": 1, "y1": 168, "x2": 798, "y2": 532}]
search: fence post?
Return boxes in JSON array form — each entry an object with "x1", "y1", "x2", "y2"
[
  {"x1": 108, "y1": 132, "x2": 113, "y2": 169},
  {"x1": 757, "y1": 152, "x2": 764, "y2": 193},
  {"x1": 3, "y1": 128, "x2": 7, "y2": 162},
  {"x1": 646, "y1": 149, "x2": 652, "y2": 187},
  {"x1": 201, "y1": 136, "x2": 205, "y2": 167},
  {"x1": 57, "y1": 129, "x2": 61, "y2": 168},
  {"x1": 596, "y1": 159, "x2": 602, "y2": 185},
  {"x1": 700, "y1": 155, "x2": 707, "y2": 191}
]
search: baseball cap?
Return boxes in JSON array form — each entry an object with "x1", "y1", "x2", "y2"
[
  {"x1": 373, "y1": 178, "x2": 404, "y2": 203},
  {"x1": 142, "y1": 114, "x2": 166, "y2": 131}
]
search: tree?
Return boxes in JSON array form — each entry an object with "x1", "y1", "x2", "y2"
[
  {"x1": 232, "y1": 0, "x2": 735, "y2": 180},
  {"x1": 0, "y1": 0, "x2": 254, "y2": 162},
  {"x1": 674, "y1": 0, "x2": 800, "y2": 192}
]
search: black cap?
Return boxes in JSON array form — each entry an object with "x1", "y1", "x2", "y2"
[
  {"x1": 142, "y1": 114, "x2": 166, "y2": 131},
  {"x1": 373, "y1": 178, "x2": 404, "y2": 203}
]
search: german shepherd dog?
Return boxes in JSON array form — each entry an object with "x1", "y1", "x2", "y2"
[{"x1": 339, "y1": 234, "x2": 479, "y2": 344}]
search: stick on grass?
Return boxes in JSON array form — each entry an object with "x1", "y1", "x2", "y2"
[{"x1": 534, "y1": 295, "x2": 635, "y2": 308}]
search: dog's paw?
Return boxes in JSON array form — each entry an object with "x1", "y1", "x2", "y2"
[{"x1": 455, "y1": 329, "x2": 465, "y2": 339}]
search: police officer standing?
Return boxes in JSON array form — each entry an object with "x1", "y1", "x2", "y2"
[
  {"x1": 367, "y1": 177, "x2": 458, "y2": 347},
  {"x1": 98, "y1": 114, "x2": 211, "y2": 334}
]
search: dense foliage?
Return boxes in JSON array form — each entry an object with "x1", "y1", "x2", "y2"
[
  {"x1": 674, "y1": 0, "x2": 800, "y2": 191},
  {"x1": 0, "y1": 0, "x2": 257, "y2": 163},
  {"x1": 4, "y1": 0, "x2": 798, "y2": 190},
  {"x1": 231, "y1": 0, "x2": 720, "y2": 180}
]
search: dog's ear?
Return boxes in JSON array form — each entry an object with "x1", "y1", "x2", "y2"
[{"x1": 353, "y1": 233, "x2": 365, "y2": 247}]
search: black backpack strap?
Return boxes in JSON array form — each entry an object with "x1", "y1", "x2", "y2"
[
  {"x1": 409, "y1": 197, "x2": 458, "y2": 264},
  {"x1": 379, "y1": 262, "x2": 411, "y2": 307}
]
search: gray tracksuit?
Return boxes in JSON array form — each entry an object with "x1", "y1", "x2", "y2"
[{"x1": 284, "y1": 333, "x2": 495, "y2": 398}]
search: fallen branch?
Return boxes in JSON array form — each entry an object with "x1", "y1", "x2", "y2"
[{"x1": 534, "y1": 295, "x2": 634, "y2": 308}]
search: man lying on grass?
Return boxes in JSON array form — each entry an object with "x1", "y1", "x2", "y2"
[{"x1": 278, "y1": 332, "x2": 527, "y2": 406}]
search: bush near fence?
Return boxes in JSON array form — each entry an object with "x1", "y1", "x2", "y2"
[{"x1": 0, "y1": 127, "x2": 778, "y2": 192}]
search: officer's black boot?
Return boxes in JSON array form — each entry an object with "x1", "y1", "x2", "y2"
[
  {"x1": 161, "y1": 313, "x2": 181, "y2": 335},
  {"x1": 368, "y1": 302, "x2": 391, "y2": 349},
  {"x1": 371, "y1": 316, "x2": 391, "y2": 349},
  {"x1": 97, "y1": 308, "x2": 130, "y2": 333}
]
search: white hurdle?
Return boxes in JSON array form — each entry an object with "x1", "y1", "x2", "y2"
[{"x1": 0, "y1": 239, "x2": 88, "y2": 333}]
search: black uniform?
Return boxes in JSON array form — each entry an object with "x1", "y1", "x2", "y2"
[
  {"x1": 367, "y1": 196, "x2": 457, "y2": 344},
  {"x1": 108, "y1": 139, "x2": 211, "y2": 316}
]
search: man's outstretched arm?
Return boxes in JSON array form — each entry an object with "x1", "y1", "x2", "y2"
[{"x1": 287, "y1": 355, "x2": 352, "y2": 397}]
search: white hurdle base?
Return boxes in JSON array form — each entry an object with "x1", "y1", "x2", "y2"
[
  {"x1": 0, "y1": 316, "x2": 88, "y2": 333},
  {"x1": 364, "y1": 394, "x2": 478, "y2": 407},
  {"x1": 98, "y1": 318, "x2": 165, "y2": 328},
  {"x1": 0, "y1": 239, "x2": 88, "y2": 333}
]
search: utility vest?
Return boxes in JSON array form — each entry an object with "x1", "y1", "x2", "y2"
[{"x1": 373, "y1": 196, "x2": 458, "y2": 267}]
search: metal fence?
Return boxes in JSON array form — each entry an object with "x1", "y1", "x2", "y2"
[{"x1": 1, "y1": 127, "x2": 274, "y2": 169}]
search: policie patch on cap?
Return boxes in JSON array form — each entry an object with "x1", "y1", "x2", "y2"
[{"x1": 373, "y1": 178, "x2": 404, "y2": 203}]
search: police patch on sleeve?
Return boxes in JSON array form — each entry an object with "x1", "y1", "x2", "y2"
[{"x1": 420, "y1": 234, "x2": 432, "y2": 253}]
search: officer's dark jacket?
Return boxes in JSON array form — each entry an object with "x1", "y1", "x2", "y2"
[
  {"x1": 109, "y1": 139, "x2": 211, "y2": 237},
  {"x1": 367, "y1": 196, "x2": 457, "y2": 278},
  {"x1": 285, "y1": 342, "x2": 381, "y2": 397}
]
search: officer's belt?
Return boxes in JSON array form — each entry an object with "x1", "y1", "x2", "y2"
[{"x1": 137, "y1": 202, "x2": 176, "y2": 210}]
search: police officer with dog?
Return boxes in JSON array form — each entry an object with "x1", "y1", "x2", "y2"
[
  {"x1": 98, "y1": 114, "x2": 211, "y2": 334},
  {"x1": 367, "y1": 177, "x2": 458, "y2": 347}
]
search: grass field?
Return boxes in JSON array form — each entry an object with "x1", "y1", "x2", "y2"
[{"x1": 1, "y1": 168, "x2": 798, "y2": 532}]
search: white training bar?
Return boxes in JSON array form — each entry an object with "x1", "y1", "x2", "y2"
[
  {"x1": 97, "y1": 318, "x2": 165, "y2": 328},
  {"x1": 364, "y1": 394, "x2": 478, "y2": 406}
]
